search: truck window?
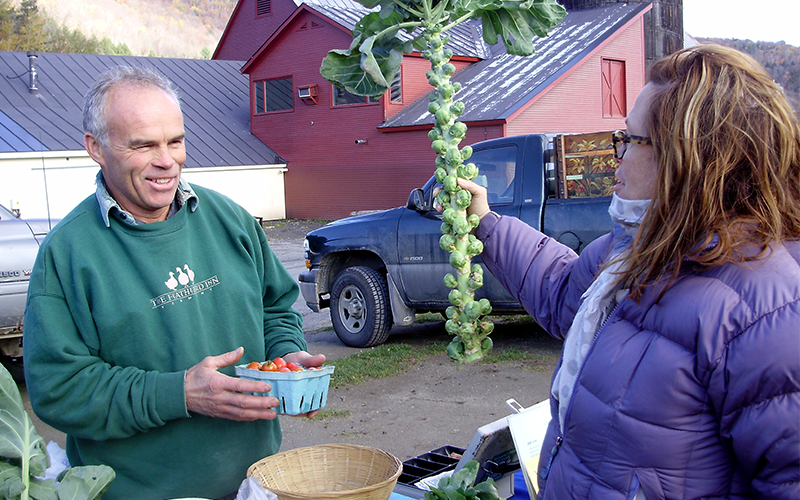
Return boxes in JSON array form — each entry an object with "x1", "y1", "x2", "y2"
[{"x1": 470, "y1": 145, "x2": 517, "y2": 205}]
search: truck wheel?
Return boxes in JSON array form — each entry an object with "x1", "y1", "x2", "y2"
[{"x1": 330, "y1": 267, "x2": 393, "y2": 347}]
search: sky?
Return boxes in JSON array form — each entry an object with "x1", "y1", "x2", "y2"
[{"x1": 683, "y1": 0, "x2": 799, "y2": 48}]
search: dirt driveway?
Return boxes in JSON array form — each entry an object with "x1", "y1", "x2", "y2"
[{"x1": 24, "y1": 220, "x2": 563, "y2": 467}]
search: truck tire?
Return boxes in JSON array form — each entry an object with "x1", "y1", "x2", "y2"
[{"x1": 330, "y1": 267, "x2": 393, "y2": 347}]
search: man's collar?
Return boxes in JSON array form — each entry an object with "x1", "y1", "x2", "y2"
[{"x1": 94, "y1": 170, "x2": 199, "y2": 227}]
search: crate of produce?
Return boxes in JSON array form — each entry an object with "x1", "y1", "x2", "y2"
[
  {"x1": 393, "y1": 445, "x2": 465, "y2": 499},
  {"x1": 235, "y1": 363, "x2": 334, "y2": 415}
]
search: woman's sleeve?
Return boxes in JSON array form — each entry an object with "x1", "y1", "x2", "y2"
[{"x1": 476, "y1": 212, "x2": 609, "y2": 339}]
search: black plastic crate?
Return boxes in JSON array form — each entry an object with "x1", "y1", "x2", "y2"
[{"x1": 394, "y1": 445, "x2": 467, "y2": 499}]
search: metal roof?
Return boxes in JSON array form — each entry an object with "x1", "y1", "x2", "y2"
[
  {"x1": 379, "y1": 2, "x2": 649, "y2": 128},
  {"x1": 302, "y1": 0, "x2": 491, "y2": 59},
  {"x1": 0, "y1": 51, "x2": 283, "y2": 167}
]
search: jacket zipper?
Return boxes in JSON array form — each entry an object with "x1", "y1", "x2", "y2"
[{"x1": 540, "y1": 299, "x2": 624, "y2": 493}]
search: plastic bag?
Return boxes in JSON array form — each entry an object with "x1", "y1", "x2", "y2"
[
  {"x1": 44, "y1": 441, "x2": 70, "y2": 481},
  {"x1": 235, "y1": 477, "x2": 277, "y2": 500}
]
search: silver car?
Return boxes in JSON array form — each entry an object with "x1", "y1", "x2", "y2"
[{"x1": 0, "y1": 203, "x2": 58, "y2": 369}]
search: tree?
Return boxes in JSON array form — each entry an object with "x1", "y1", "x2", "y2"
[{"x1": 14, "y1": 0, "x2": 46, "y2": 51}]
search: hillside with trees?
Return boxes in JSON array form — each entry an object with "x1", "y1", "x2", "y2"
[
  {"x1": 2, "y1": 0, "x2": 236, "y2": 58},
  {"x1": 698, "y1": 37, "x2": 800, "y2": 112}
]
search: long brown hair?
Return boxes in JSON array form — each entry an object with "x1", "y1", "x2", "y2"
[{"x1": 620, "y1": 44, "x2": 800, "y2": 300}]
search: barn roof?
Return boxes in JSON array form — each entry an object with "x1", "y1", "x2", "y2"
[
  {"x1": 303, "y1": 0, "x2": 491, "y2": 59},
  {"x1": 380, "y1": 2, "x2": 650, "y2": 128},
  {"x1": 0, "y1": 52, "x2": 283, "y2": 167}
]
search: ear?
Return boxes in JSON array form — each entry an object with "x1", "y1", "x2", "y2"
[{"x1": 84, "y1": 133, "x2": 106, "y2": 166}]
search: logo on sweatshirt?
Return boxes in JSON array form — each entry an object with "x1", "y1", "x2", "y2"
[{"x1": 150, "y1": 264, "x2": 219, "y2": 308}]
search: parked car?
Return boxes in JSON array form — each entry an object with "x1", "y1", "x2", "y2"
[
  {"x1": 299, "y1": 132, "x2": 618, "y2": 347},
  {"x1": 0, "y1": 203, "x2": 58, "y2": 377}
]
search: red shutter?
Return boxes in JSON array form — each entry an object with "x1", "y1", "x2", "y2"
[{"x1": 602, "y1": 59, "x2": 626, "y2": 117}]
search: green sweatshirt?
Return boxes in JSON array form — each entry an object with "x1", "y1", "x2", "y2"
[{"x1": 23, "y1": 185, "x2": 306, "y2": 500}]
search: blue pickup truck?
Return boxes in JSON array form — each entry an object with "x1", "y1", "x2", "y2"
[{"x1": 299, "y1": 132, "x2": 617, "y2": 347}]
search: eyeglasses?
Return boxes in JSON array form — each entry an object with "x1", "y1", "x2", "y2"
[{"x1": 612, "y1": 130, "x2": 652, "y2": 160}]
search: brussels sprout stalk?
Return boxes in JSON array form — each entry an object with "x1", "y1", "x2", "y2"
[
  {"x1": 320, "y1": 0, "x2": 567, "y2": 363},
  {"x1": 422, "y1": 27, "x2": 494, "y2": 364}
]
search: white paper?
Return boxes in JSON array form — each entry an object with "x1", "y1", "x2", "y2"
[{"x1": 507, "y1": 399, "x2": 551, "y2": 495}]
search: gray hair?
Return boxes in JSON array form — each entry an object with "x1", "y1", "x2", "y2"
[{"x1": 82, "y1": 66, "x2": 181, "y2": 146}]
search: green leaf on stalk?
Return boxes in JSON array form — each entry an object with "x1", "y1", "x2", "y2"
[
  {"x1": 56, "y1": 466, "x2": 115, "y2": 500},
  {"x1": 0, "y1": 364, "x2": 49, "y2": 478}
]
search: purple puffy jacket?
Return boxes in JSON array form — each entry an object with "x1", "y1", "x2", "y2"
[{"x1": 476, "y1": 212, "x2": 800, "y2": 499}]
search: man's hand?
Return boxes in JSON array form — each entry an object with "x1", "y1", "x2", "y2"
[
  {"x1": 185, "y1": 347, "x2": 280, "y2": 421},
  {"x1": 433, "y1": 178, "x2": 491, "y2": 220},
  {"x1": 283, "y1": 351, "x2": 327, "y2": 418}
]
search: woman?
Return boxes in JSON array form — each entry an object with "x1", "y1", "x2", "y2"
[{"x1": 460, "y1": 45, "x2": 800, "y2": 498}]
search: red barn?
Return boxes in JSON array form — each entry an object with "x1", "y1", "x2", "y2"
[{"x1": 217, "y1": 0, "x2": 655, "y2": 219}]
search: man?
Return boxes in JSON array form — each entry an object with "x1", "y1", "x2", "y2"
[{"x1": 23, "y1": 66, "x2": 325, "y2": 499}]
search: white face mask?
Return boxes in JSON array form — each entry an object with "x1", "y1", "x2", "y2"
[{"x1": 608, "y1": 193, "x2": 651, "y2": 237}]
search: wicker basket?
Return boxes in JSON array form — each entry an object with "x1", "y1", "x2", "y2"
[{"x1": 247, "y1": 444, "x2": 403, "y2": 500}]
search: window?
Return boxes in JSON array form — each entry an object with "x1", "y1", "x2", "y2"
[
  {"x1": 254, "y1": 77, "x2": 293, "y2": 113},
  {"x1": 471, "y1": 145, "x2": 517, "y2": 204},
  {"x1": 602, "y1": 58, "x2": 626, "y2": 117},
  {"x1": 256, "y1": 0, "x2": 271, "y2": 16},
  {"x1": 390, "y1": 69, "x2": 402, "y2": 103},
  {"x1": 332, "y1": 85, "x2": 380, "y2": 106}
]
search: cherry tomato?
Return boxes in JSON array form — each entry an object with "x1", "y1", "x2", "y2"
[
  {"x1": 247, "y1": 362, "x2": 261, "y2": 370},
  {"x1": 278, "y1": 366, "x2": 291, "y2": 373},
  {"x1": 286, "y1": 362, "x2": 304, "y2": 372},
  {"x1": 260, "y1": 361, "x2": 278, "y2": 371},
  {"x1": 272, "y1": 357, "x2": 287, "y2": 369}
]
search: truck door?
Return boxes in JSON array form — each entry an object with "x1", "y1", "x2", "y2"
[{"x1": 397, "y1": 143, "x2": 523, "y2": 308}]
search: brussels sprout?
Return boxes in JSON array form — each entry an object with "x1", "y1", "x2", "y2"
[
  {"x1": 440, "y1": 221, "x2": 452, "y2": 234},
  {"x1": 448, "y1": 288, "x2": 466, "y2": 306},
  {"x1": 445, "y1": 319, "x2": 460, "y2": 336},
  {"x1": 435, "y1": 107, "x2": 452, "y2": 125},
  {"x1": 450, "y1": 121, "x2": 467, "y2": 138},
  {"x1": 445, "y1": 147, "x2": 462, "y2": 166},
  {"x1": 442, "y1": 63, "x2": 456, "y2": 75},
  {"x1": 465, "y1": 300, "x2": 483, "y2": 321},
  {"x1": 454, "y1": 188, "x2": 472, "y2": 208},
  {"x1": 436, "y1": 190, "x2": 450, "y2": 207},
  {"x1": 428, "y1": 73, "x2": 441, "y2": 87},
  {"x1": 435, "y1": 167, "x2": 447, "y2": 183},
  {"x1": 451, "y1": 101, "x2": 465, "y2": 116},
  {"x1": 481, "y1": 336, "x2": 493, "y2": 350},
  {"x1": 452, "y1": 82, "x2": 462, "y2": 93},
  {"x1": 443, "y1": 48, "x2": 453, "y2": 59},
  {"x1": 442, "y1": 207, "x2": 457, "y2": 224},
  {"x1": 468, "y1": 213, "x2": 481, "y2": 229},
  {"x1": 431, "y1": 139, "x2": 447, "y2": 154},
  {"x1": 458, "y1": 322, "x2": 476, "y2": 336},
  {"x1": 440, "y1": 233, "x2": 456, "y2": 251},
  {"x1": 467, "y1": 236, "x2": 484, "y2": 256},
  {"x1": 445, "y1": 305, "x2": 458, "y2": 320},
  {"x1": 443, "y1": 272, "x2": 458, "y2": 288},
  {"x1": 479, "y1": 298, "x2": 492, "y2": 315},
  {"x1": 440, "y1": 83, "x2": 454, "y2": 100},
  {"x1": 443, "y1": 174, "x2": 459, "y2": 193},
  {"x1": 447, "y1": 337, "x2": 465, "y2": 358},
  {"x1": 480, "y1": 320, "x2": 494, "y2": 335},
  {"x1": 428, "y1": 101, "x2": 441, "y2": 114},
  {"x1": 428, "y1": 127, "x2": 442, "y2": 141},
  {"x1": 453, "y1": 215, "x2": 471, "y2": 237},
  {"x1": 449, "y1": 250, "x2": 467, "y2": 270}
]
